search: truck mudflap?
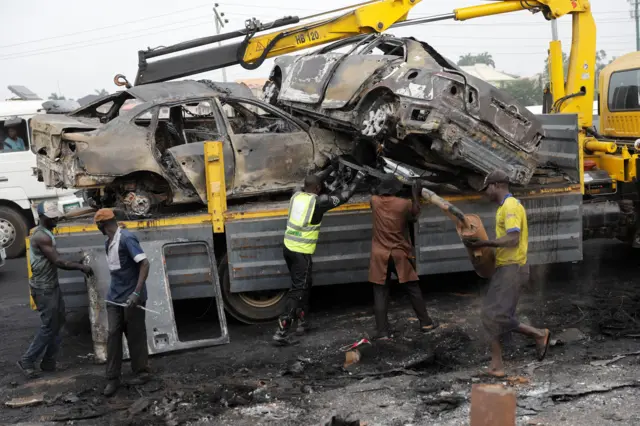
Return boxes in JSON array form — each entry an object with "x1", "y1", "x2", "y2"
[{"x1": 52, "y1": 222, "x2": 229, "y2": 357}]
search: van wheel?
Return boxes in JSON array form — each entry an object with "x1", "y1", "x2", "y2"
[
  {"x1": 0, "y1": 206, "x2": 28, "y2": 258},
  {"x1": 218, "y1": 254, "x2": 287, "y2": 324}
]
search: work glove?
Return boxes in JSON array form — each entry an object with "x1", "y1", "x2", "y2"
[
  {"x1": 126, "y1": 292, "x2": 141, "y2": 309},
  {"x1": 355, "y1": 170, "x2": 367, "y2": 181}
]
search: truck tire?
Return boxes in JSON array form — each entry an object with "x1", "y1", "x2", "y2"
[
  {"x1": 0, "y1": 206, "x2": 29, "y2": 258},
  {"x1": 218, "y1": 255, "x2": 287, "y2": 324}
]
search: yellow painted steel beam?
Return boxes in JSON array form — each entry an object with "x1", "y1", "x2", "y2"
[
  {"x1": 241, "y1": 0, "x2": 421, "y2": 62},
  {"x1": 204, "y1": 141, "x2": 228, "y2": 233}
]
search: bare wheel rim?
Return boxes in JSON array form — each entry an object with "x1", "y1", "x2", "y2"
[
  {"x1": 0, "y1": 218, "x2": 16, "y2": 248},
  {"x1": 238, "y1": 290, "x2": 286, "y2": 308},
  {"x1": 361, "y1": 102, "x2": 394, "y2": 137}
]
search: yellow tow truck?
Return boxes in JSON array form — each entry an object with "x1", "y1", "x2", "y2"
[{"x1": 35, "y1": 0, "x2": 601, "y2": 324}]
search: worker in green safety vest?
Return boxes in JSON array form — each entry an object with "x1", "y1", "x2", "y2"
[{"x1": 273, "y1": 165, "x2": 367, "y2": 345}]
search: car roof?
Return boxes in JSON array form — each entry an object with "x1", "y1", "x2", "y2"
[{"x1": 127, "y1": 80, "x2": 255, "y2": 102}]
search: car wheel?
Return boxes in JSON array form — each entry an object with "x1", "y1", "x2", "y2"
[
  {"x1": 262, "y1": 79, "x2": 280, "y2": 106},
  {"x1": 218, "y1": 254, "x2": 287, "y2": 324},
  {"x1": 0, "y1": 206, "x2": 28, "y2": 258},
  {"x1": 359, "y1": 96, "x2": 396, "y2": 139}
]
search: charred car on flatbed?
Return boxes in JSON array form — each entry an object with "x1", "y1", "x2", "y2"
[
  {"x1": 30, "y1": 80, "x2": 351, "y2": 216},
  {"x1": 263, "y1": 34, "x2": 544, "y2": 187}
]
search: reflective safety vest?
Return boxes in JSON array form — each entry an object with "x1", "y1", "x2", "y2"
[{"x1": 284, "y1": 191, "x2": 320, "y2": 254}]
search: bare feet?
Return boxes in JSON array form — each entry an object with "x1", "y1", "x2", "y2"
[
  {"x1": 480, "y1": 367, "x2": 506, "y2": 378},
  {"x1": 536, "y1": 329, "x2": 551, "y2": 361}
]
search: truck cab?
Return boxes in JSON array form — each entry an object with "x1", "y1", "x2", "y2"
[
  {"x1": 0, "y1": 97, "x2": 83, "y2": 258},
  {"x1": 599, "y1": 52, "x2": 640, "y2": 140}
]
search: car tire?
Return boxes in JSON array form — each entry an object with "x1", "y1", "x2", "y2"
[
  {"x1": 359, "y1": 95, "x2": 397, "y2": 139},
  {"x1": 262, "y1": 79, "x2": 281, "y2": 106},
  {"x1": 0, "y1": 206, "x2": 29, "y2": 259},
  {"x1": 218, "y1": 254, "x2": 287, "y2": 324}
]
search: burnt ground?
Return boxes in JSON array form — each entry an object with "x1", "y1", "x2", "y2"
[{"x1": 2, "y1": 241, "x2": 640, "y2": 425}]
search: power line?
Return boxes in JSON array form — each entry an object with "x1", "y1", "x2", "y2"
[
  {"x1": 0, "y1": 19, "x2": 216, "y2": 61},
  {"x1": 0, "y1": 2, "x2": 212, "y2": 49},
  {"x1": 0, "y1": 16, "x2": 215, "y2": 59}
]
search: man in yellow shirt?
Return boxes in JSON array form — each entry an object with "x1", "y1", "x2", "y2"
[{"x1": 464, "y1": 170, "x2": 550, "y2": 378}]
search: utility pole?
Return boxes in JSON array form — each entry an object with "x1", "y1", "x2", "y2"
[
  {"x1": 630, "y1": 0, "x2": 640, "y2": 51},
  {"x1": 213, "y1": 3, "x2": 229, "y2": 82}
]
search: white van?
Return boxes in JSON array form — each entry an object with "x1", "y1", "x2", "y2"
[{"x1": 0, "y1": 99, "x2": 83, "y2": 258}]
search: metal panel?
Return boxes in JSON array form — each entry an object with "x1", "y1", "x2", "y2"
[
  {"x1": 54, "y1": 224, "x2": 218, "y2": 309},
  {"x1": 227, "y1": 192, "x2": 583, "y2": 292},
  {"x1": 415, "y1": 192, "x2": 583, "y2": 275},
  {"x1": 536, "y1": 114, "x2": 580, "y2": 182},
  {"x1": 83, "y1": 240, "x2": 228, "y2": 361},
  {"x1": 226, "y1": 210, "x2": 373, "y2": 293}
]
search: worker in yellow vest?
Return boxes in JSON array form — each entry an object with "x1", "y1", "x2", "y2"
[{"x1": 273, "y1": 167, "x2": 367, "y2": 345}]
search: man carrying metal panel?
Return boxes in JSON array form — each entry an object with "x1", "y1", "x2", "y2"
[
  {"x1": 464, "y1": 170, "x2": 551, "y2": 377},
  {"x1": 94, "y1": 209, "x2": 151, "y2": 396},
  {"x1": 273, "y1": 165, "x2": 367, "y2": 345},
  {"x1": 17, "y1": 202, "x2": 93, "y2": 378}
]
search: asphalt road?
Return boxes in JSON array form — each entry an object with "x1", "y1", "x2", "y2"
[{"x1": 2, "y1": 241, "x2": 640, "y2": 425}]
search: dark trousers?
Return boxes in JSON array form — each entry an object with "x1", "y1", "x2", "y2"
[
  {"x1": 281, "y1": 246, "x2": 313, "y2": 321},
  {"x1": 21, "y1": 287, "x2": 66, "y2": 368},
  {"x1": 106, "y1": 304, "x2": 149, "y2": 380},
  {"x1": 373, "y1": 258, "x2": 431, "y2": 335}
]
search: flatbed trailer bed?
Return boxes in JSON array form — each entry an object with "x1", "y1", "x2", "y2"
[{"x1": 29, "y1": 114, "x2": 584, "y2": 323}]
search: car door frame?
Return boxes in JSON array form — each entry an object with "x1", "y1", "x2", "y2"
[
  {"x1": 212, "y1": 95, "x2": 316, "y2": 198},
  {"x1": 141, "y1": 97, "x2": 237, "y2": 198}
]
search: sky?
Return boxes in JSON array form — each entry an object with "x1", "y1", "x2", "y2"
[{"x1": 0, "y1": 0, "x2": 636, "y2": 100}]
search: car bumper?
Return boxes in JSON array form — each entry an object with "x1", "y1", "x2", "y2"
[
  {"x1": 395, "y1": 97, "x2": 539, "y2": 185},
  {"x1": 37, "y1": 155, "x2": 115, "y2": 189}
]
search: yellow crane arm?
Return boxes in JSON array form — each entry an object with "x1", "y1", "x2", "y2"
[
  {"x1": 133, "y1": 0, "x2": 421, "y2": 85},
  {"x1": 449, "y1": 1, "x2": 596, "y2": 129},
  {"x1": 240, "y1": 0, "x2": 421, "y2": 63}
]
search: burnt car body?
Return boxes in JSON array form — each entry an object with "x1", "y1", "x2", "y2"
[
  {"x1": 264, "y1": 34, "x2": 544, "y2": 186},
  {"x1": 31, "y1": 81, "x2": 351, "y2": 215}
]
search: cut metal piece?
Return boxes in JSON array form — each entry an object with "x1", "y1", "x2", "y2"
[{"x1": 82, "y1": 238, "x2": 229, "y2": 362}]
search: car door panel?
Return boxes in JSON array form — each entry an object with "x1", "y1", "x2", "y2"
[
  {"x1": 230, "y1": 132, "x2": 314, "y2": 196},
  {"x1": 165, "y1": 143, "x2": 208, "y2": 202},
  {"x1": 279, "y1": 53, "x2": 344, "y2": 104},
  {"x1": 321, "y1": 55, "x2": 396, "y2": 109}
]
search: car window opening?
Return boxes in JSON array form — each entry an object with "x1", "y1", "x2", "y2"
[{"x1": 223, "y1": 100, "x2": 299, "y2": 135}]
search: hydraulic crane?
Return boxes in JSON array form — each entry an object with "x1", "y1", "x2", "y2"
[{"x1": 132, "y1": 0, "x2": 423, "y2": 86}]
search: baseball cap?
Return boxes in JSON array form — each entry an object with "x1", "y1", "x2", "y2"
[
  {"x1": 479, "y1": 170, "x2": 510, "y2": 191},
  {"x1": 94, "y1": 208, "x2": 115, "y2": 223},
  {"x1": 36, "y1": 201, "x2": 63, "y2": 219}
]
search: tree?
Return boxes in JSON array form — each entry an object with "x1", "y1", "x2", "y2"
[
  {"x1": 457, "y1": 52, "x2": 496, "y2": 68},
  {"x1": 502, "y1": 79, "x2": 543, "y2": 107},
  {"x1": 95, "y1": 89, "x2": 109, "y2": 96},
  {"x1": 48, "y1": 93, "x2": 66, "y2": 100}
]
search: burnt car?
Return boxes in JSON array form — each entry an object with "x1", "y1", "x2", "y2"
[
  {"x1": 31, "y1": 81, "x2": 351, "y2": 216},
  {"x1": 263, "y1": 34, "x2": 544, "y2": 186}
]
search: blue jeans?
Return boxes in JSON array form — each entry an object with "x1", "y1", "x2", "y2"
[{"x1": 21, "y1": 286, "x2": 66, "y2": 368}]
